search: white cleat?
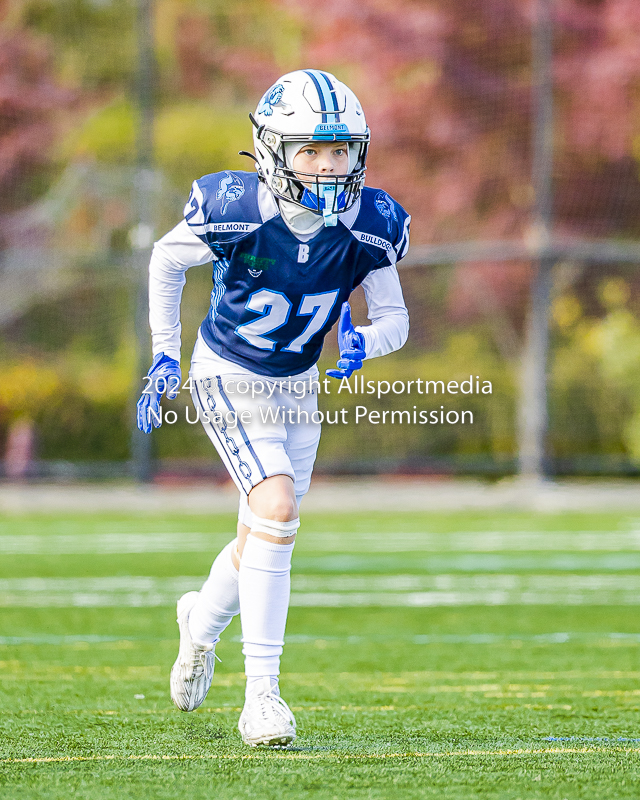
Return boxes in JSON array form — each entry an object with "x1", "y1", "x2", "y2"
[
  {"x1": 238, "y1": 677, "x2": 297, "y2": 747},
  {"x1": 170, "y1": 591, "x2": 218, "y2": 712}
]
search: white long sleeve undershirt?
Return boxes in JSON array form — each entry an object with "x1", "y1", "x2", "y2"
[
  {"x1": 148, "y1": 220, "x2": 211, "y2": 361},
  {"x1": 355, "y1": 266, "x2": 409, "y2": 359},
  {"x1": 148, "y1": 218, "x2": 409, "y2": 364}
]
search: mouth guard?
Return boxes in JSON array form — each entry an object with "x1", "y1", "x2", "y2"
[{"x1": 320, "y1": 185, "x2": 338, "y2": 227}]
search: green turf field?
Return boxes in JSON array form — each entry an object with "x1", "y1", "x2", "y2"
[{"x1": 1, "y1": 509, "x2": 640, "y2": 799}]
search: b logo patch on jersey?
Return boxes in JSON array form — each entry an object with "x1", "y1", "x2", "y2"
[
  {"x1": 374, "y1": 191, "x2": 398, "y2": 235},
  {"x1": 216, "y1": 172, "x2": 245, "y2": 215},
  {"x1": 298, "y1": 244, "x2": 310, "y2": 263}
]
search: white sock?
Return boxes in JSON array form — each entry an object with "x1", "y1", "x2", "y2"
[
  {"x1": 239, "y1": 533, "x2": 296, "y2": 679},
  {"x1": 188, "y1": 539, "x2": 240, "y2": 645},
  {"x1": 245, "y1": 675, "x2": 279, "y2": 699}
]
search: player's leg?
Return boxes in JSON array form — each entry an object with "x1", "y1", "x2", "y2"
[
  {"x1": 237, "y1": 472, "x2": 299, "y2": 746},
  {"x1": 187, "y1": 493, "x2": 253, "y2": 643},
  {"x1": 236, "y1": 384, "x2": 321, "y2": 746},
  {"x1": 235, "y1": 385, "x2": 319, "y2": 691},
  {"x1": 185, "y1": 539, "x2": 240, "y2": 645},
  {"x1": 170, "y1": 375, "x2": 270, "y2": 713},
  {"x1": 237, "y1": 379, "x2": 320, "y2": 692},
  {"x1": 208, "y1": 381, "x2": 304, "y2": 746},
  {"x1": 233, "y1": 476, "x2": 300, "y2": 745},
  {"x1": 170, "y1": 530, "x2": 242, "y2": 712},
  {"x1": 174, "y1": 491, "x2": 258, "y2": 706},
  {"x1": 189, "y1": 376, "x2": 295, "y2": 644},
  {"x1": 173, "y1": 372, "x2": 299, "y2": 728}
]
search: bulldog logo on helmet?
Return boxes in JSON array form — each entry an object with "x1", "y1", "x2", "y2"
[{"x1": 257, "y1": 84, "x2": 286, "y2": 117}]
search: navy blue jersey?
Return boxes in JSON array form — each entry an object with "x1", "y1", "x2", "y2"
[{"x1": 184, "y1": 170, "x2": 410, "y2": 377}]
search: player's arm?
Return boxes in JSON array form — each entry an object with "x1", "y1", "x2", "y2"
[
  {"x1": 349, "y1": 197, "x2": 410, "y2": 361},
  {"x1": 326, "y1": 267, "x2": 409, "y2": 379},
  {"x1": 355, "y1": 265, "x2": 409, "y2": 359},
  {"x1": 149, "y1": 219, "x2": 212, "y2": 360},
  {"x1": 138, "y1": 219, "x2": 213, "y2": 433}
]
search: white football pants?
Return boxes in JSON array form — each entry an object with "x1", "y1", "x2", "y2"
[{"x1": 189, "y1": 333, "x2": 322, "y2": 503}]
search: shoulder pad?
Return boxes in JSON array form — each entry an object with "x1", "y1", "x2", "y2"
[
  {"x1": 184, "y1": 171, "x2": 263, "y2": 246},
  {"x1": 349, "y1": 187, "x2": 411, "y2": 266}
]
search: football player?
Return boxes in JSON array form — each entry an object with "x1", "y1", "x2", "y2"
[{"x1": 137, "y1": 69, "x2": 410, "y2": 747}]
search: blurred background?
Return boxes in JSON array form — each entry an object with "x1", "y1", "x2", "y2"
[{"x1": 2, "y1": 0, "x2": 640, "y2": 483}]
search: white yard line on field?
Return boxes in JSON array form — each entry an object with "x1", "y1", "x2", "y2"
[
  {"x1": 3, "y1": 746, "x2": 640, "y2": 764},
  {"x1": 3, "y1": 530, "x2": 640, "y2": 554},
  {"x1": 2, "y1": 631, "x2": 640, "y2": 646},
  {"x1": 1, "y1": 574, "x2": 640, "y2": 606}
]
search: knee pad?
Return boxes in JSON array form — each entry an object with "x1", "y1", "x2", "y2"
[{"x1": 250, "y1": 516, "x2": 299, "y2": 539}]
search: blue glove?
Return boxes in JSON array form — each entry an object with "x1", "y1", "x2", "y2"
[
  {"x1": 136, "y1": 353, "x2": 182, "y2": 434},
  {"x1": 326, "y1": 302, "x2": 366, "y2": 379}
]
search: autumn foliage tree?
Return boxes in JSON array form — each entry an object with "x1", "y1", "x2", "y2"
[
  {"x1": 1, "y1": 0, "x2": 637, "y2": 465},
  {"x1": 184, "y1": 0, "x2": 640, "y2": 332},
  {"x1": 0, "y1": 19, "x2": 75, "y2": 218}
]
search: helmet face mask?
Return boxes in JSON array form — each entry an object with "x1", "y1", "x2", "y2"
[{"x1": 251, "y1": 70, "x2": 370, "y2": 222}]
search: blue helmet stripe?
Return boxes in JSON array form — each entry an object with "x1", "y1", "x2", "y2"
[
  {"x1": 304, "y1": 70, "x2": 328, "y2": 123},
  {"x1": 304, "y1": 70, "x2": 340, "y2": 124},
  {"x1": 317, "y1": 71, "x2": 341, "y2": 123}
]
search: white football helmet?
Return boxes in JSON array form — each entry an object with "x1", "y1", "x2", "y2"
[{"x1": 249, "y1": 69, "x2": 369, "y2": 225}]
